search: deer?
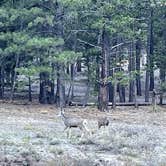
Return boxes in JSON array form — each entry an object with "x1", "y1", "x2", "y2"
[
  {"x1": 97, "y1": 117, "x2": 109, "y2": 129},
  {"x1": 58, "y1": 108, "x2": 92, "y2": 139}
]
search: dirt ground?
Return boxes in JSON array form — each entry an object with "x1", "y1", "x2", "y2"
[{"x1": 0, "y1": 101, "x2": 166, "y2": 166}]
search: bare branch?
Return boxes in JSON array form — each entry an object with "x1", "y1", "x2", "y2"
[
  {"x1": 77, "y1": 39, "x2": 101, "y2": 49},
  {"x1": 111, "y1": 43, "x2": 124, "y2": 50}
]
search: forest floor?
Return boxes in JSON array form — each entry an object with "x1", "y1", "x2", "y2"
[{"x1": 0, "y1": 101, "x2": 166, "y2": 166}]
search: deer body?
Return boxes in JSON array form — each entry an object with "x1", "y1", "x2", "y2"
[
  {"x1": 98, "y1": 117, "x2": 109, "y2": 129},
  {"x1": 59, "y1": 109, "x2": 91, "y2": 139}
]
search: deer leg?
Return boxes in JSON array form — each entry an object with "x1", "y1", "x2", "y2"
[
  {"x1": 85, "y1": 127, "x2": 92, "y2": 137},
  {"x1": 63, "y1": 126, "x2": 68, "y2": 132},
  {"x1": 79, "y1": 131, "x2": 85, "y2": 141},
  {"x1": 81, "y1": 132, "x2": 84, "y2": 139},
  {"x1": 82, "y1": 120, "x2": 92, "y2": 137}
]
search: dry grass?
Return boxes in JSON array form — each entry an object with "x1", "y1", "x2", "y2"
[{"x1": 0, "y1": 102, "x2": 166, "y2": 165}]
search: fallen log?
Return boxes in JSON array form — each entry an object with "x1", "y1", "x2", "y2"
[{"x1": 69, "y1": 101, "x2": 153, "y2": 107}]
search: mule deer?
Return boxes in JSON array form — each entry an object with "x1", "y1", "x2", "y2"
[
  {"x1": 97, "y1": 117, "x2": 109, "y2": 129},
  {"x1": 58, "y1": 109, "x2": 91, "y2": 139}
]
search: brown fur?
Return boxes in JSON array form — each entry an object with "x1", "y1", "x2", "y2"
[{"x1": 98, "y1": 117, "x2": 109, "y2": 129}]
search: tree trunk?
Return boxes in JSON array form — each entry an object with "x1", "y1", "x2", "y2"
[
  {"x1": 39, "y1": 72, "x2": 48, "y2": 104},
  {"x1": 112, "y1": 68, "x2": 117, "y2": 109},
  {"x1": 28, "y1": 77, "x2": 32, "y2": 102},
  {"x1": 98, "y1": 27, "x2": 109, "y2": 111},
  {"x1": 77, "y1": 60, "x2": 81, "y2": 72},
  {"x1": 56, "y1": 2, "x2": 66, "y2": 109},
  {"x1": 129, "y1": 42, "x2": 135, "y2": 102},
  {"x1": 10, "y1": 54, "x2": 19, "y2": 101},
  {"x1": 55, "y1": 64, "x2": 60, "y2": 105},
  {"x1": 70, "y1": 64, "x2": 74, "y2": 99},
  {"x1": 149, "y1": 8, "x2": 154, "y2": 91},
  {"x1": 159, "y1": 12, "x2": 166, "y2": 105},
  {"x1": 108, "y1": 58, "x2": 113, "y2": 103},
  {"x1": 109, "y1": 82, "x2": 114, "y2": 102},
  {"x1": 119, "y1": 84, "x2": 125, "y2": 102},
  {"x1": 159, "y1": 69, "x2": 165, "y2": 105},
  {"x1": 136, "y1": 39, "x2": 142, "y2": 96},
  {"x1": 96, "y1": 55, "x2": 100, "y2": 104},
  {"x1": 66, "y1": 63, "x2": 75, "y2": 105},
  {"x1": 108, "y1": 37, "x2": 115, "y2": 103},
  {"x1": 145, "y1": 67, "x2": 150, "y2": 102},
  {"x1": 50, "y1": 64, "x2": 55, "y2": 103},
  {"x1": 152, "y1": 89, "x2": 157, "y2": 111},
  {"x1": 0, "y1": 67, "x2": 4, "y2": 99},
  {"x1": 59, "y1": 64, "x2": 66, "y2": 108},
  {"x1": 70, "y1": 32, "x2": 77, "y2": 102},
  {"x1": 145, "y1": 8, "x2": 153, "y2": 102}
]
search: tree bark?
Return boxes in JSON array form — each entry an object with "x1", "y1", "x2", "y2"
[
  {"x1": 39, "y1": 72, "x2": 50, "y2": 104},
  {"x1": 28, "y1": 77, "x2": 32, "y2": 102},
  {"x1": 98, "y1": 27, "x2": 109, "y2": 111},
  {"x1": 112, "y1": 68, "x2": 117, "y2": 109},
  {"x1": 70, "y1": 64, "x2": 74, "y2": 99},
  {"x1": 55, "y1": 64, "x2": 60, "y2": 105},
  {"x1": 149, "y1": 8, "x2": 154, "y2": 91},
  {"x1": 77, "y1": 60, "x2": 81, "y2": 72},
  {"x1": 0, "y1": 66, "x2": 4, "y2": 99},
  {"x1": 108, "y1": 52, "x2": 114, "y2": 102},
  {"x1": 10, "y1": 54, "x2": 19, "y2": 101},
  {"x1": 119, "y1": 84, "x2": 125, "y2": 102},
  {"x1": 108, "y1": 80, "x2": 114, "y2": 102},
  {"x1": 50, "y1": 63, "x2": 55, "y2": 103},
  {"x1": 56, "y1": 1, "x2": 66, "y2": 109},
  {"x1": 152, "y1": 89, "x2": 157, "y2": 111},
  {"x1": 145, "y1": 8, "x2": 153, "y2": 102},
  {"x1": 108, "y1": 37, "x2": 115, "y2": 103},
  {"x1": 145, "y1": 66, "x2": 150, "y2": 102},
  {"x1": 136, "y1": 38, "x2": 142, "y2": 96},
  {"x1": 159, "y1": 69, "x2": 165, "y2": 105},
  {"x1": 59, "y1": 64, "x2": 66, "y2": 108},
  {"x1": 129, "y1": 42, "x2": 135, "y2": 102}
]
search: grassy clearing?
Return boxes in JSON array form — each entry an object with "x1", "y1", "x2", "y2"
[{"x1": 0, "y1": 104, "x2": 166, "y2": 165}]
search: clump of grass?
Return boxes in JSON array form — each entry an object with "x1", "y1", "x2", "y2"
[
  {"x1": 78, "y1": 138, "x2": 95, "y2": 145},
  {"x1": 47, "y1": 155, "x2": 94, "y2": 166},
  {"x1": 22, "y1": 136, "x2": 30, "y2": 144},
  {"x1": 31, "y1": 139, "x2": 43, "y2": 145},
  {"x1": 49, "y1": 147, "x2": 64, "y2": 155},
  {"x1": 20, "y1": 149, "x2": 31, "y2": 157},
  {"x1": 24, "y1": 124, "x2": 34, "y2": 130},
  {"x1": 49, "y1": 138, "x2": 60, "y2": 145},
  {"x1": 97, "y1": 144, "x2": 114, "y2": 152},
  {"x1": 0, "y1": 139, "x2": 15, "y2": 146},
  {"x1": 121, "y1": 147, "x2": 139, "y2": 158},
  {"x1": 35, "y1": 132, "x2": 46, "y2": 138},
  {"x1": 118, "y1": 155, "x2": 141, "y2": 166}
]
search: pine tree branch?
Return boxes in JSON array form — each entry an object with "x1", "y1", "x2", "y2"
[{"x1": 77, "y1": 39, "x2": 101, "y2": 49}]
